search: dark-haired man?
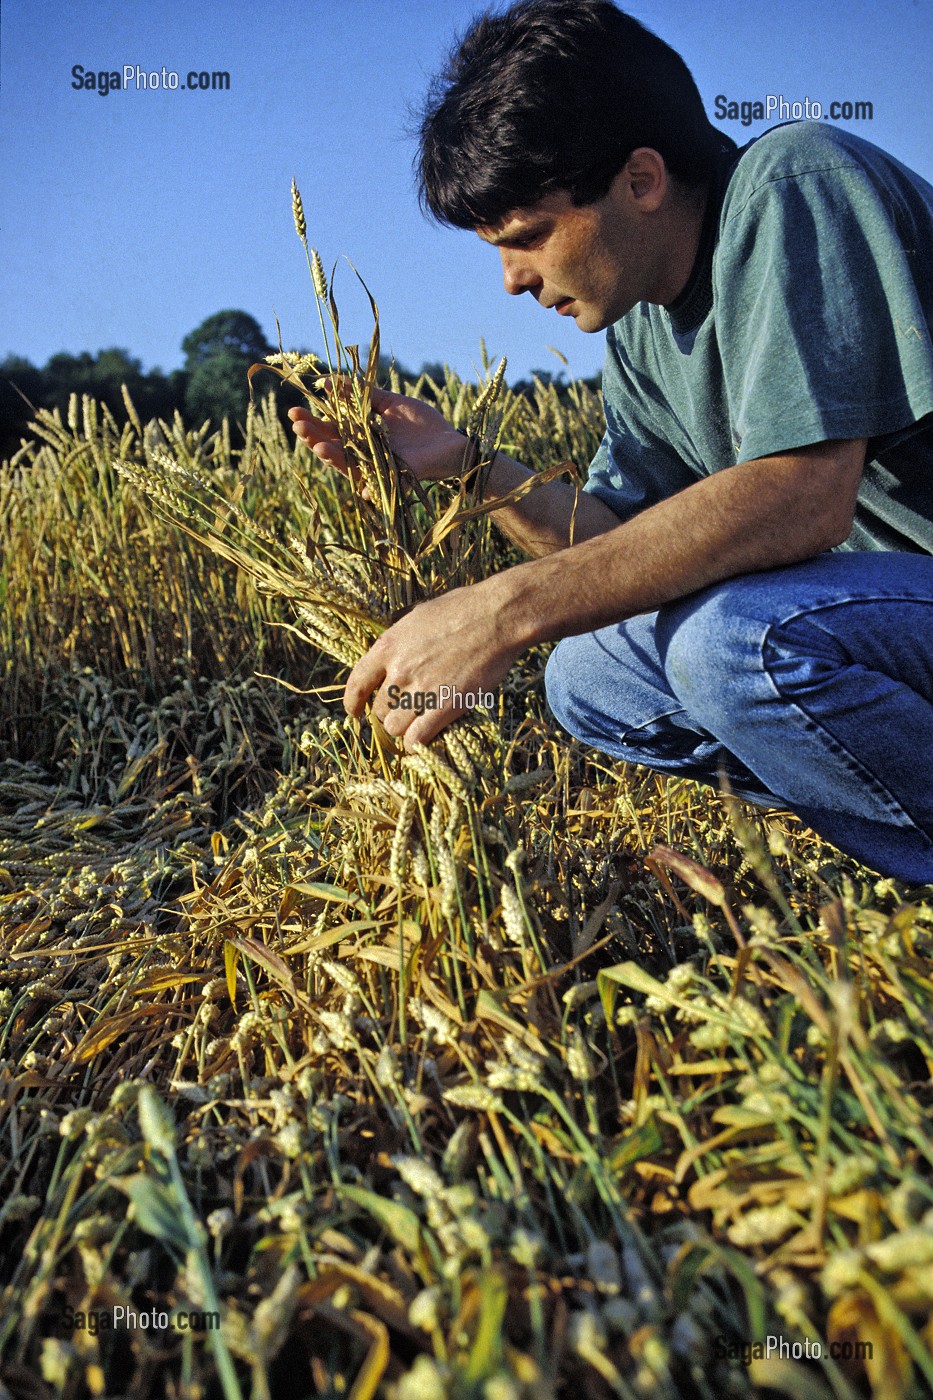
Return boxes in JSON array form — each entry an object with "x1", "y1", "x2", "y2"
[{"x1": 291, "y1": 0, "x2": 933, "y2": 883}]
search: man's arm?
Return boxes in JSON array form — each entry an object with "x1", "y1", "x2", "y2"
[
  {"x1": 289, "y1": 392, "x2": 620, "y2": 553},
  {"x1": 344, "y1": 436, "x2": 867, "y2": 746},
  {"x1": 475, "y1": 449, "x2": 622, "y2": 552},
  {"x1": 489, "y1": 436, "x2": 867, "y2": 646}
]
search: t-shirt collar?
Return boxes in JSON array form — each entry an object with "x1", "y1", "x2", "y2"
[{"x1": 666, "y1": 135, "x2": 740, "y2": 334}]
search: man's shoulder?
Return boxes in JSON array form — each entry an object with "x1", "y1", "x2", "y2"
[
  {"x1": 723, "y1": 122, "x2": 931, "y2": 214},
  {"x1": 736, "y1": 121, "x2": 868, "y2": 174},
  {"x1": 727, "y1": 123, "x2": 861, "y2": 198}
]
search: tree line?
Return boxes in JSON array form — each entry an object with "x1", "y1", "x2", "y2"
[
  {"x1": 1, "y1": 309, "x2": 595, "y2": 463},
  {"x1": 1, "y1": 311, "x2": 298, "y2": 462}
]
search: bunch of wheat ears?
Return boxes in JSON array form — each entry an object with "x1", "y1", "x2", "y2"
[{"x1": 118, "y1": 182, "x2": 567, "y2": 782}]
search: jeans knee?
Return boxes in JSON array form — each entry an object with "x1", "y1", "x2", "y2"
[
  {"x1": 544, "y1": 635, "x2": 590, "y2": 738},
  {"x1": 657, "y1": 595, "x2": 768, "y2": 734}
]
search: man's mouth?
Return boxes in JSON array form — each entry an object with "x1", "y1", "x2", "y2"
[{"x1": 554, "y1": 298, "x2": 574, "y2": 315}]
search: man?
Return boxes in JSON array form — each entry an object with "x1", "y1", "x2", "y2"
[{"x1": 290, "y1": 0, "x2": 933, "y2": 883}]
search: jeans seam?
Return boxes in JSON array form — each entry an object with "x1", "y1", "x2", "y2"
[
  {"x1": 618, "y1": 705, "x2": 689, "y2": 744},
  {"x1": 765, "y1": 589, "x2": 933, "y2": 634}
]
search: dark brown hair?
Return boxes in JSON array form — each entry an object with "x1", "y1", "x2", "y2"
[{"x1": 417, "y1": 0, "x2": 724, "y2": 228}]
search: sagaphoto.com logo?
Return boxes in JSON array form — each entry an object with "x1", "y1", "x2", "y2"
[
  {"x1": 713, "y1": 93, "x2": 873, "y2": 127},
  {"x1": 60, "y1": 1304, "x2": 220, "y2": 1335},
  {"x1": 71, "y1": 64, "x2": 230, "y2": 95}
]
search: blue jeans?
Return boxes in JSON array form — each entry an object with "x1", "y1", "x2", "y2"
[{"x1": 544, "y1": 553, "x2": 933, "y2": 884}]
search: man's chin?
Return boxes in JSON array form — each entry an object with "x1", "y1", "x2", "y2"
[
  {"x1": 574, "y1": 309, "x2": 611, "y2": 333},
  {"x1": 586, "y1": 299, "x2": 639, "y2": 331},
  {"x1": 554, "y1": 302, "x2": 619, "y2": 333}
]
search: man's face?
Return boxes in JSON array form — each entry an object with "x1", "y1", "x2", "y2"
[{"x1": 476, "y1": 174, "x2": 660, "y2": 333}]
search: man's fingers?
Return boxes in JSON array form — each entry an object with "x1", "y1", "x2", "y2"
[
  {"x1": 288, "y1": 405, "x2": 340, "y2": 443},
  {"x1": 344, "y1": 647, "x2": 388, "y2": 718},
  {"x1": 303, "y1": 437, "x2": 349, "y2": 473},
  {"x1": 378, "y1": 695, "x2": 470, "y2": 748},
  {"x1": 320, "y1": 375, "x2": 360, "y2": 407},
  {"x1": 381, "y1": 706, "x2": 406, "y2": 738},
  {"x1": 370, "y1": 385, "x2": 402, "y2": 412},
  {"x1": 321, "y1": 379, "x2": 398, "y2": 410},
  {"x1": 290, "y1": 409, "x2": 379, "y2": 496},
  {"x1": 288, "y1": 406, "x2": 351, "y2": 472},
  {"x1": 326, "y1": 448, "x2": 357, "y2": 477},
  {"x1": 403, "y1": 707, "x2": 458, "y2": 750},
  {"x1": 288, "y1": 405, "x2": 324, "y2": 429}
]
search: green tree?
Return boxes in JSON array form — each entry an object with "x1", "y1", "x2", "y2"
[
  {"x1": 43, "y1": 347, "x2": 142, "y2": 409},
  {"x1": 181, "y1": 310, "x2": 271, "y2": 426},
  {"x1": 184, "y1": 353, "x2": 256, "y2": 427},
  {"x1": 0, "y1": 349, "x2": 187, "y2": 462}
]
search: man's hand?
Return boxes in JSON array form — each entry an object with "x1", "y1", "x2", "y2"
[
  {"x1": 343, "y1": 577, "x2": 520, "y2": 748},
  {"x1": 338, "y1": 436, "x2": 866, "y2": 749},
  {"x1": 291, "y1": 382, "x2": 621, "y2": 555},
  {"x1": 289, "y1": 386, "x2": 467, "y2": 486}
]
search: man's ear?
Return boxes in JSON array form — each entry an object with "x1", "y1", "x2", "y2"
[{"x1": 621, "y1": 147, "x2": 668, "y2": 212}]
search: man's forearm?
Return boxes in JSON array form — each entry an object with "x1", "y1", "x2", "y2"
[
  {"x1": 343, "y1": 438, "x2": 866, "y2": 750},
  {"x1": 486, "y1": 439, "x2": 866, "y2": 649},
  {"x1": 481, "y1": 449, "x2": 622, "y2": 555}
]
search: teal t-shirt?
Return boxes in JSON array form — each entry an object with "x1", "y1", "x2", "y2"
[{"x1": 584, "y1": 123, "x2": 933, "y2": 553}]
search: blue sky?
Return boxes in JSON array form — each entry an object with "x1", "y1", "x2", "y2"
[{"x1": 2, "y1": 0, "x2": 932, "y2": 386}]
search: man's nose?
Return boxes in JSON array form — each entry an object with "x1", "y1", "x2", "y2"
[{"x1": 500, "y1": 249, "x2": 539, "y2": 297}]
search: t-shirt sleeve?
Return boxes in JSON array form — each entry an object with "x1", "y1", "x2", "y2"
[{"x1": 715, "y1": 149, "x2": 933, "y2": 463}]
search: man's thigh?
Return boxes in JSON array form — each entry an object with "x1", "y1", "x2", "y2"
[
  {"x1": 544, "y1": 550, "x2": 933, "y2": 804},
  {"x1": 543, "y1": 597, "x2": 777, "y2": 800},
  {"x1": 656, "y1": 551, "x2": 933, "y2": 720}
]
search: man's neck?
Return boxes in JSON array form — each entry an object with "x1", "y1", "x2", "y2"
[{"x1": 657, "y1": 181, "x2": 709, "y2": 307}]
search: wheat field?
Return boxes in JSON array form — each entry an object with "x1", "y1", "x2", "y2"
[{"x1": 1, "y1": 204, "x2": 932, "y2": 1400}]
